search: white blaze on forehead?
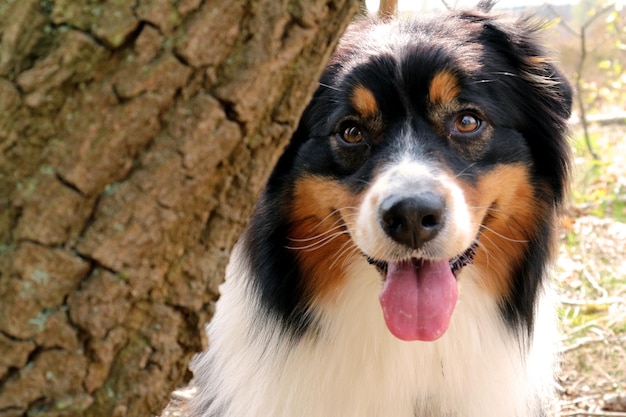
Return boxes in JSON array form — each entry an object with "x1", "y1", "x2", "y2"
[
  {"x1": 374, "y1": 158, "x2": 434, "y2": 191},
  {"x1": 351, "y1": 156, "x2": 475, "y2": 262}
]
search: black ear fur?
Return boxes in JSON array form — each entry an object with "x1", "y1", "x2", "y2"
[{"x1": 478, "y1": 14, "x2": 573, "y2": 119}]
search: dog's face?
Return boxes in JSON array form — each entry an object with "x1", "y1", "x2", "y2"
[{"x1": 260, "y1": 10, "x2": 571, "y2": 341}]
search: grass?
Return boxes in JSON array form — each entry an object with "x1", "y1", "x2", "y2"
[
  {"x1": 555, "y1": 123, "x2": 626, "y2": 416},
  {"x1": 568, "y1": 126, "x2": 626, "y2": 221}
]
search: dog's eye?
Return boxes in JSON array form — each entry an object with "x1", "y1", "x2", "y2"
[
  {"x1": 454, "y1": 113, "x2": 481, "y2": 133},
  {"x1": 341, "y1": 122, "x2": 365, "y2": 144}
]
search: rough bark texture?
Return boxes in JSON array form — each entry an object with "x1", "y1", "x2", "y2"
[{"x1": 0, "y1": 1, "x2": 359, "y2": 416}]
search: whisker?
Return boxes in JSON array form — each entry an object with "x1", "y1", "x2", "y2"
[
  {"x1": 328, "y1": 240, "x2": 358, "y2": 270},
  {"x1": 352, "y1": 178, "x2": 372, "y2": 186},
  {"x1": 339, "y1": 246, "x2": 363, "y2": 270},
  {"x1": 466, "y1": 205, "x2": 518, "y2": 216},
  {"x1": 286, "y1": 230, "x2": 350, "y2": 251},
  {"x1": 491, "y1": 71, "x2": 519, "y2": 78},
  {"x1": 469, "y1": 79, "x2": 499, "y2": 85},
  {"x1": 467, "y1": 203, "x2": 544, "y2": 226},
  {"x1": 318, "y1": 82, "x2": 341, "y2": 92},
  {"x1": 469, "y1": 72, "x2": 520, "y2": 85},
  {"x1": 299, "y1": 206, "x2": 359, "y2": 236},
  {"x1": 454, "y1": 162, "x2": 477, "y2": 179},
  {"x1": 285, "y1": 206, "x2": 359, "y2": 253},
  {"x1": 473, "y1": 237, "x2": 492, "y2": 269},
  {"x1": 288, "y1": 222, "x2": 348, "y2": 243},
  {"x1": 479, "y1": 224, "x2": 529, "y2": 243}
]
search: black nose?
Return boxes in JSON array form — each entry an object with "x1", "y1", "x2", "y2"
[{"x1": 379, "y1": 193, "x2": 445, "y2": 249}]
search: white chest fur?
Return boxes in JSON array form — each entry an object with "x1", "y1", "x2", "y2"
[{"x1": 191, "y1": 251, "x2": 557, "y2": 417}]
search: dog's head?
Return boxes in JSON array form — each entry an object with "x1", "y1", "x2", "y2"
[{"x1": 256, "y1": 6, "x2": 571, "y2": 340}]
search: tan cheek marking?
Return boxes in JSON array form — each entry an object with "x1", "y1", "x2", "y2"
[
  {"x1": 461, "y1": 165, "x2": 547, "y2": 299},
  {"x1": 289, "y1": 176, "x2": 362, "y2": 303},
  {"x1": 429, "y1": 71, "x2": 460, "y2": 105},
  {"x1": 351, "y1": 85, "x2": 378, "y2": 118}
]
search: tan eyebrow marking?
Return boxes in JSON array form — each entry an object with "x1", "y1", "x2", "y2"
[
  {"x1": 429, "y1": 71, "x2": 460, "y2": 105},
  {"x1": 351, "y1": 85, "x2": 379, "y2": 117}
]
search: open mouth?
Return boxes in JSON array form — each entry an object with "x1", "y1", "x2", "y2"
[
  {"x1": 364, "y1": 241, "x2": 479, "y2": 342},
  {"x1": 366, "y1": 241, "x2": 479, "y2": 277}
]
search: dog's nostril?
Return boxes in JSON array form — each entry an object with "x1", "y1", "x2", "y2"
[
  {"x1": 379, "y1": 193, "x2": 445, "y2": 249},
  {"x1": 421, "y1": 213, "x2": 440, "y2": 228}
]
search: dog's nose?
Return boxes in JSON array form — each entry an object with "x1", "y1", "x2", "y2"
[{"x1": 379, "y1": 193, "x2": 445, "y2": 249}]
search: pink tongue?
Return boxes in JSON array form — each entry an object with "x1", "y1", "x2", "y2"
[{"x1": 379, "y1": 259, "x2": 458, "y2": 342}]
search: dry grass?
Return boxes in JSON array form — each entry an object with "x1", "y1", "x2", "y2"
[{"x1": 556, "y1": 123, "x2": 626, "y2": 417}]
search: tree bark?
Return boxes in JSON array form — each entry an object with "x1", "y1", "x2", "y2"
[{"x1": 0, "y1": 1, "x2": 359, "y2": 416}]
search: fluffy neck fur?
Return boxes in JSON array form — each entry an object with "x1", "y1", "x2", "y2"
[{"x1": 191, "y1": 243, "x2": 557, "y2": 417}]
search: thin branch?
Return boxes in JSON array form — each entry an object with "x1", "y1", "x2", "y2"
[
  {"x1": 576, "y1": 24, "x2": 599, "y2": 160},
  {"x1": 559, "y1": 394, "x2": 604, "y2": 407},
  {"x1": 549, "y1": 4, "x2": 615, "y2": 160},
  {"x1": 560, "y1": 337, "x2": 606, "y2": 353},
  {"x1": 582, "y1": 5, "x2": 616, "y2": 30},
  {"x1": 560, "y1": 296, "x2": 626, "y2": 306},
  {"x1": 378, "y1": 0, "x2": 398, "y2": 20}
]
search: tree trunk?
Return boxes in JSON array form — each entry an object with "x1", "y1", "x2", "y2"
[{"x1": 0, "y1": 1, "x2": 359, "y2": 416}]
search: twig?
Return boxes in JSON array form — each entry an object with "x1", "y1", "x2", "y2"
[
  {"x1": 377, "y1": 0, "x2": 398, "y2": 20},
  {"x1": 548, "y1": 3, "x2": 614, "y2": 160},
  {"x1": 561, "y1": 412, "x2": 626, "y2": 417},
  {"x1": 560, "y1": 337, "x2": 606, "y2": 353},
  {"x1": 582, "y1": 268, "x2": 609, "y2": 299},
  {"x1": 560, "y1": 394, "x2": 604, "y2": 406},
  {"x1": 560, "y1": 297, "x2": 626, "y2": 306}
]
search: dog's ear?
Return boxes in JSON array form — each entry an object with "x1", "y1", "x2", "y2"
[
  {"x1": 460, "y1": 8, "x2": 572, "y2": 122},
  {"x1": 522, "y1": 52, "x2": 573, "y2": 120},
  {"x1": 478, "y1": 15, "x2": 573, "y2": 120}
]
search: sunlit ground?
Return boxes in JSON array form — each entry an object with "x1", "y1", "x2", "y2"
[{"x1": 556, "y1": 122, "x2": 626, "y2": 416}]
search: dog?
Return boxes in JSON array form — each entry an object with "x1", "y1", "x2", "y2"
[{"x1": 189, "y1": 3, "x2": 572, "y2": 416}]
